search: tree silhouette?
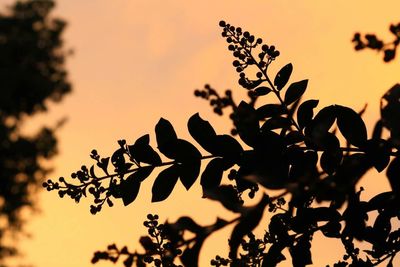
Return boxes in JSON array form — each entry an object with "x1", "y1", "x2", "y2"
[
  {"x1": 0, "y1": 0, "x2": 70, "y2": 262},
  {"x1": 45, "y1": 21, "x2": 399, "y2": 266}
]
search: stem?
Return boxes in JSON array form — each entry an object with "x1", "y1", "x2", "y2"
[
  {"x1": 58, "y1": 144, "x2": 397, "y2": 191},
  {"x1": 225, "y1": 28, "x2": 302, "y2": 132}
]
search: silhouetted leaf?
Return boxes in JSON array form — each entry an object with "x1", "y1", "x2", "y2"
[
  {"x1": 129, "y1": 134, "x2": 162, "y2": 166},
  {"x1": 381, "y1": 84, "x2": 400, "y2": 147},
  {"x1": 229, "y1": 194, "x2": 269, "y2": 258},
  {"x1": 180, "y1": 237, "x2": 205, "y2": 267},
  {"x1": 97, "y1": 157, "x2": 110, "y2": 174},
  {"x1": 297, "y1": 99, "x2": 319, "y2": 130},
  {"x1": 313, "y1": 207, "x2": 341, "y2": 221},
  {"x1": 305, "y1": 105, "x2": 336, "y2": 148},
  {"x1": 274, "y1": 63, "x2": 293, "y2": 90},
  {"x1": 203, "y1": 185, "x2": 242, "y2": 212},
  {"x1": 151, "y1": 165, "x2": 179, "y2": 202},
  {"x1": 254, "y1": 86, "x2": 272, "y2": 96},
  {"x1": 320, "y1": 148, "x2": 342, "y2": 175},
  {"x1": 213, "y1": 135, "x2": 243, "y2": 163},
  {"x1": 257, "y1": 104, "x2": 286, "y2": 120},
  {"x1": 284, "y1": 80, "x2": 308, "y2": 105},
  {"x1": 262, "y1": 243, "x2": 286, "y2": 267},
  {"x1": 174, "y1": 139, "x2": 201, "y2": 163},
  {"x1": 111, "y1": 148, "x2": 125, "y2": 167},
  {"x1": 89, "y1": 165, "x2": 97, "y2": 178},
  {"x1": 261, "y1": 116, "x2": 292, "y2": 131},
  {"x1": 121, "y1": 172, "x2": 141, "y2": 206},
  {"x1": 367, "y1": 191, "x2": 396, "y2": 212},
  {"x1": 178, "y1": 159, "x2": 201, "y2": 190},
  {"x1": 188, "y1": 113, "x2": 217, "y2": 154},
  {"x1": 135, "y1": 134, "x2": 150, "y2": 146},
  {"x1": 285, "y1": 131, "x2": 304, "y2": 145},
  {"x1": 387, "y1": 157, "x2": 400, "y2": 194},
  {"x1": 290, "y1": 235, "x2": 312, "y2": 267},
  {"x1": 364, "y1": 139, "x2": 391, "y2": 172},
  {"x1": 336, "y1": 105, "x2": 367, "y2": 147},
  {"x1": 155, "y1": 118, "x2": 178, "y2": 158},
  {"x1": 372, "y1": 120, "x2": 383, "y2": 139},
  {"x1": 123, "y1": 255, "x2": 134, "y2": 267},
  {"x1": 200, "y1": 158, "x2": 226, "y2": 191},
  {"x1": 134, "y1": 166, "x2": 154, "y2": 182},
  {"x1": 321, "y1": 221, "x2": 341, "y2": 238},
  {"x1": 236, "y1": 101, "x2": 259, "y2": 147}
]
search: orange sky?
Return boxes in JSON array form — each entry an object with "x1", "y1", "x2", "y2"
[{"x1": 3, "y1": 0, "x2": 400, "y2": 266}]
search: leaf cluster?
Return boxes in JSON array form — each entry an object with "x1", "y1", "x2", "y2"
[{"x1": 45, "y1": 21, "x2": 400, "y2": 266}]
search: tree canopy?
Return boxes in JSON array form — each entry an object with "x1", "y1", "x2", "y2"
[
  {"x1": 45, "y1": 21, "x2": 399, "y2": 267},
  {"x1": 0, "y1": 0, "x2": 70, "y2": 262}
]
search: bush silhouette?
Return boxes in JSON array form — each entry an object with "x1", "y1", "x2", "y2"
[
  {"x1": 45, "y1": 21, "x2": 399, "y2": 266},
  {"x1": 0, "y1": 0, "x2": 70, "y2": 262}
]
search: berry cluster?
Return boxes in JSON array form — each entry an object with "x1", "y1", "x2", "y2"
[
  {"x1": 353, "y1": 23, "x2": 400, "y2": 62},
  {"x1": 194, "y1": 84, "x2": 235, "y2": 116},
  {"x1": 219, "y1": 20, "x2": 280, "y2": 90},
  {"x1": 141, "y1": 214, "x2": 183, "y2": 267}
]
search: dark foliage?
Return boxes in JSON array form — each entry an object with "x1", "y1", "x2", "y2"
[
  {"x1": 353, "y1": 22, "x2": 400, "y2": 62},
  {"x1": 46, "y1": 21, "x2": 399, "y2": 266},
  {"x1": 0, "y1": 0, "x2": 70, "y2": 261}
]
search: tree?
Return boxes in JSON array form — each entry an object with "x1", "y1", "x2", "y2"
[
  {"x1": 0, "y1": 0, "x2": 70, "y2": 262},
  {"x1": 45, "y1": 21, "x2": 399, "y2": 266}
]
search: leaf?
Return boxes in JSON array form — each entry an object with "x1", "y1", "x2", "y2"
[
  {"x1": 135, "y1": 134, "x2": 150, "y2": 146},
  {"x1": 213, "y1": 135, "x2": 243, "y2": 163},
  {"x1": 262, "y1": 243, "x2": 286, "y2": 267},
  {"x1": 297, "y1": 99, "x2": 319, "y2": 130},
  {"x1": 151, "y1": 165, "x2": 179, "y2": 202},
  {"x1": 274, "y1": 63, "x2": 293, "y2": 90},
  {"x1": 111, "y1": 148, "x2": 125, "y2": 167},
  {"x1": 123, "y1": 255, "x2": 134, "y2": 267},
  {"x1": 200, "y1": 158, "x2": 225, "y2": 191},
  {"x1": 290, "y1": 235, "x2": 312, "y2": 267},
  {"x1": 121, "y1": 172, "x2": 141, "y2": 206},
  {"x1": 89, "y1": 165, "x2": 97, "y2": 178},
  {"x1": 188, "y1": 113, "x2": 217, "y2": 154},
  {"x1": 320, "y1": 221, "x2": 341, "y2": 238},
  {"x1": 229, "y1": 194, "x2": 269, "y2": 259},
  {"x1": 313, "y1": 207, "x2": 341, "y2": 221},
  {"x1": 387, "y1": 157, "x2": 400, "y2": 194},
  {"x1": 174, "y1": 139, "x2": 202, "y2": 164},
  {"x1": 284, "y1": 131, "x2": 304, "y2": 145},
  {"x1": 203, "y1": 185, "x2": 242, "y2": 212},
  {"x1": 129, "y1": 135, "x2": 162, "y2": 166},
  {"x1": 284, "y1": 80, "x2": 308, "y2": 105},
  {"x1": 261, "y1": 116, "x2": 292, "y2": 131},
  {"x1": 134, "y1": 166, "x2": 154, "y2": 182},
  {"x1": 256, "y1": 104, "x2": 286, "y2": 119},
  {"x1": 367, "y1": 191, "x2": 396, "y2": 212},
  {"x1": 178, "y1": 158, "x2": 201, "y2": 190},
  {"x1": 236, "y1": 101, "x2": 259, "y2": 147},
  {"x1": 372, "y1": 120, "x2": 383, "y2": 139},
  {"x1": 381, "y1": 84, "x2": 400, "y2": 146},
  {"x1": 320, "y1": 146, "x2": 343, "y2": 175},
  {"x1": 155, "y1": 118, "x2": 178, "y2": 158},
  {"x1": 304, "y1": 105, "x2": 336, "y2": 148},
  {"x1": 336, "y1": 105, "x2": 367, "y2": 147},
  {"x1": 364, "y1": 139, "x2": 391, "y2": 172},
  {"x1": 254, "y1": 86, "x2": 272, "y2": 96}
]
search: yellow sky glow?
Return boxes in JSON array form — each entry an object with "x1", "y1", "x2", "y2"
[{"x1": 3, "y1": 0, "x2": 400, "y2": 266}]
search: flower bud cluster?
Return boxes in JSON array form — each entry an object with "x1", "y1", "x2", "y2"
[
  {"x1": 194, "y1": 84, "x2": 234, "y2": 116},
  {"x1": 219, "y1": 20, "x2": 280, "y2": 90}
]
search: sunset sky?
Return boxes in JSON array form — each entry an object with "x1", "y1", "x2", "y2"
[{"x1": 3, "y1": 0, "x2": 400, "y2": 266}]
